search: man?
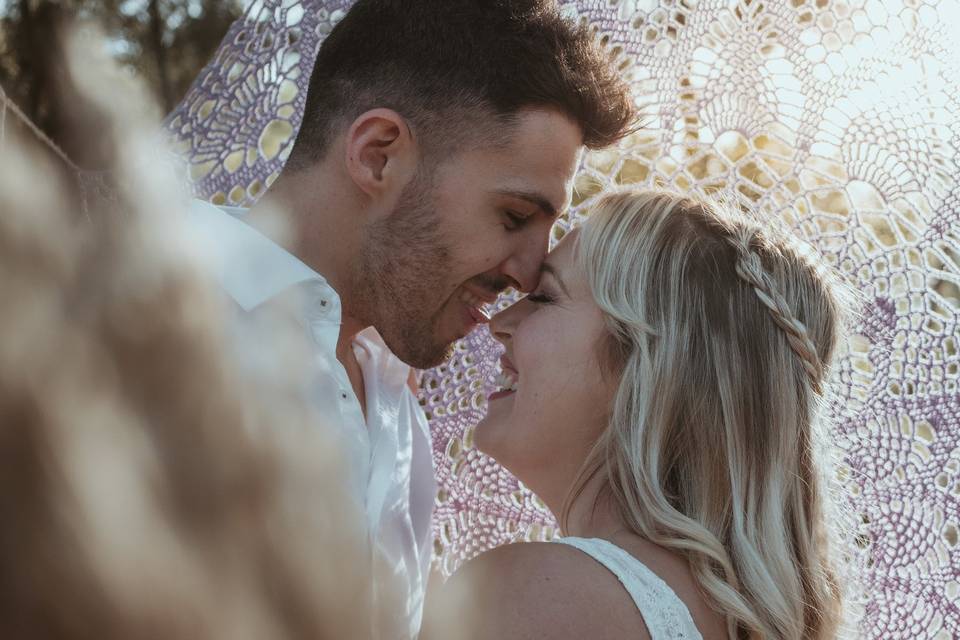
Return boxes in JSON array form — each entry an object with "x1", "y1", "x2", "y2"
[{"x1": 189, "y1": 0, "x2": 636, "y2": 636}]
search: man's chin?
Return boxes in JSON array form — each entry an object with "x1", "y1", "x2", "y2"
[
  {"x1": 381, "y1": 331, "x2": 456, "y2": 370},
  {"x1": 403, "y1": 342, "x2": 456, "y2": 371}
]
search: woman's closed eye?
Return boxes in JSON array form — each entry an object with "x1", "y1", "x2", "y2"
[{"x1": 526, "y1": 290, "x2": 555, "y2": 305}]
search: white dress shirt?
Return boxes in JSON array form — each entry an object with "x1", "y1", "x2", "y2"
[{"x1": 187, "y1": 199, "x2": 436, "y2": 639}]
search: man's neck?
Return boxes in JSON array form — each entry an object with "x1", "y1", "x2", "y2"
[{"x1": 246, "y1": 168, "x2": 372, "y2": 390}]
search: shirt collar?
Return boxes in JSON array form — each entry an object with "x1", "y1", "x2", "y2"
[{"x1": 188, "y1": 199, "x2": 331, "y2": 312}]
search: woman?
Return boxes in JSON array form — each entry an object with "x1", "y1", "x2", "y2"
[{"x1": 423, "y1": 190, "x2": 846, "y2": 639}]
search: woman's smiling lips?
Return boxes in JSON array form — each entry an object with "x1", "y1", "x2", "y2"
[
  {"x1": 500, "y1": 355, "x2": 519, "y2": 379},
  {"x1": 489, "y1": 355, "x2": 519, "y2": 401}
]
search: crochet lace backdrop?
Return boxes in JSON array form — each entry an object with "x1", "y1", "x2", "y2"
[{"x1": 164, "y1": 1, "x2": 960, "y2": 636}]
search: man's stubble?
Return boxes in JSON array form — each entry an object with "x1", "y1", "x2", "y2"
[{"x1": 353, "y1": 167, "x2": 457, "y2": 370}]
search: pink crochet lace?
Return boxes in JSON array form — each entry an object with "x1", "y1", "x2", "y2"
[{"x1": 165, "y1": 1, "x2": 960, "y2": 636}]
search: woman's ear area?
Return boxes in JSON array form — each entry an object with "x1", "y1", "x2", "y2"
[{"x1": 343, "y1": 108, "x2": 418, "y2": 201}]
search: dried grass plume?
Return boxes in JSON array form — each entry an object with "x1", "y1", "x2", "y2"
[{"x1": 0, "y1": 24, "x2": 385, "y2": 640}]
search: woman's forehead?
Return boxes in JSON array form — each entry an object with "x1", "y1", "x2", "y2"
[
  {"x1": 546, "y1": 228, "x2": 580, "y2": 264},
  {"x1": 541, "y1": 229, "x2": 587, "y2": 294}
]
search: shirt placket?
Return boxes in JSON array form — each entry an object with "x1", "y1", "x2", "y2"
[{"x1": 301, "y1": 282, "x2": 370, "y2": 506}]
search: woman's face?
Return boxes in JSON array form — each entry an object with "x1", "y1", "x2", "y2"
[{"x1": 474, "y1": 230, "x2": 617, "y2": 512}]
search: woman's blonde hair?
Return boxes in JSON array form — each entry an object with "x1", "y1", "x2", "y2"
[{"x1": 565, "y1": 189, "x2": 846, "y2": 639}]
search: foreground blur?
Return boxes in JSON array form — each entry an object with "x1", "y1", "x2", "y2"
[{"x1": 0, "y1": 27, "x2": 386, "y2": 640}]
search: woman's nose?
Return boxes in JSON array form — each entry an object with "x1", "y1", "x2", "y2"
[{"x1": 489, "y1": 296, "x2": 530, "y2": 345}]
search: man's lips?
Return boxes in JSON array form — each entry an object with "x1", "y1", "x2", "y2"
[
  {"x1": 461, "y1": 285, "x2": 499, "y2": 306},
  {"x1": 458, "y1": 286, "x2": 497, "y2": 325},
  {"x1": 466, "y1": 305, "x2": 488, "y2": 324}
]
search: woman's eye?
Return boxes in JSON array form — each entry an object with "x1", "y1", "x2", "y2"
[
  {"x1": 503, "y1": 211, "x2": 528, "y2": 231},
  {"x1": 526, "y1": 292, "x2": 555, "y2": 305}
]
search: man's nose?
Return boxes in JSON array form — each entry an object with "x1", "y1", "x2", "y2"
[{"x1": 500, "y1": 229, "x2": 550, "y2": 293}]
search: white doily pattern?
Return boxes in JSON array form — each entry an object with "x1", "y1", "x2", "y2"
[{"x1": 165, "y1": 1, "x2": 960, "y2": 636}]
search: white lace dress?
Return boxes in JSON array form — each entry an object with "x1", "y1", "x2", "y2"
[{"x1": 555, "y1": 537, "x2": 704, "y2": 640}]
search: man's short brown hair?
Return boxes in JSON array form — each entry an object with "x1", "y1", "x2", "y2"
[{"x1": 284, "y1": 0, "x2": 637, "y2": 171}]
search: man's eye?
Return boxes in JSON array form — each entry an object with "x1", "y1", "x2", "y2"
[{"x1": 503, "y1": 211, "x2": 529, "y2": 231}]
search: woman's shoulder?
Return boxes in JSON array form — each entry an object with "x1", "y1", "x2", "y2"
[
  {"x1": 463, "y1": 539, "x2": 606, "y2": 580},
  {"x1": 421, "y1": 541, "x2": 651, "y2": 640}
]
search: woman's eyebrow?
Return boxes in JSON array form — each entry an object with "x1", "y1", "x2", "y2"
[{"x1": 540, "y1": 263, "x2": 570, "y2": 297}]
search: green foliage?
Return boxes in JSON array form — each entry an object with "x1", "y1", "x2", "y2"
[{"x1": 0, "y1": 0, "x2": 243, "y2": 160}]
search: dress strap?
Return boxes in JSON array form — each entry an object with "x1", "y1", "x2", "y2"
[{"x1": 554, "y1": 536, "x2": 703, "y2": 640}]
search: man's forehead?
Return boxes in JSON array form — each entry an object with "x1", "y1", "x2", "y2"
[{"x1": 490, "y1": 110, "x2": 583, "y2": 200}]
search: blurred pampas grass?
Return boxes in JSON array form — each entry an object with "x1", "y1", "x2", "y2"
[{"x1": 0, "y1": 24, "x2": 383, "y2": 640}]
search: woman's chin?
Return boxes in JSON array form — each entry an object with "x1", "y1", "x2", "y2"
[
  {"x1": 472, "y1": 415, "x2": 495, "y2": 456},
  {"x1": 473, "y1": 412, "x2": 510, "y2": 462}
]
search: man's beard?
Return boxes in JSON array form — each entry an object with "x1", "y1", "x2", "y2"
[{"x1": 353, "y1": 168, "x2": 457, "y2": 369}]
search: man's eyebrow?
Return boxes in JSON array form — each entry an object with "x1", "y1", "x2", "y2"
[
  {"x1": 495, "y1": 189, "x2": 559, "y2": 218},
  {"x1": 541, "y1": 263, "x2": 570, "y2": 297}
]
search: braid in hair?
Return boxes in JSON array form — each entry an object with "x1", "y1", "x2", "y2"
[{"x1": 730, "y1": 228, "x2": 825, "y2": 394}]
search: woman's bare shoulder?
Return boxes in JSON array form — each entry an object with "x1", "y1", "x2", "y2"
[{"x1": 420, "y1": 542, "x2": 651, "y2": 640}]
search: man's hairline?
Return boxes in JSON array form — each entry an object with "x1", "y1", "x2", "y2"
[{"x1": 285, "y1": 99, "x2": 589, "y2": 176}]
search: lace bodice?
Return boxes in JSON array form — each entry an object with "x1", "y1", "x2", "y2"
[{"x1": 555, "y1": 536, "x2": 703, "y2": 640}]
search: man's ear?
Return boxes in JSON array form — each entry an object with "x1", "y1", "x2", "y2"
[{"x1": 344, "y1": 108, "x2": 417, "y2": 201}]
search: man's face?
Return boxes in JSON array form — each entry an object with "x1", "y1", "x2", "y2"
[{"x1": 355, "y1": 108, "x2": 584, "y2": 369}]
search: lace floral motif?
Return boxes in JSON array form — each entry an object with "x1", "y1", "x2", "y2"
[{"x1": 557, "y1": 537, "x2": 703, "y2": 640}]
